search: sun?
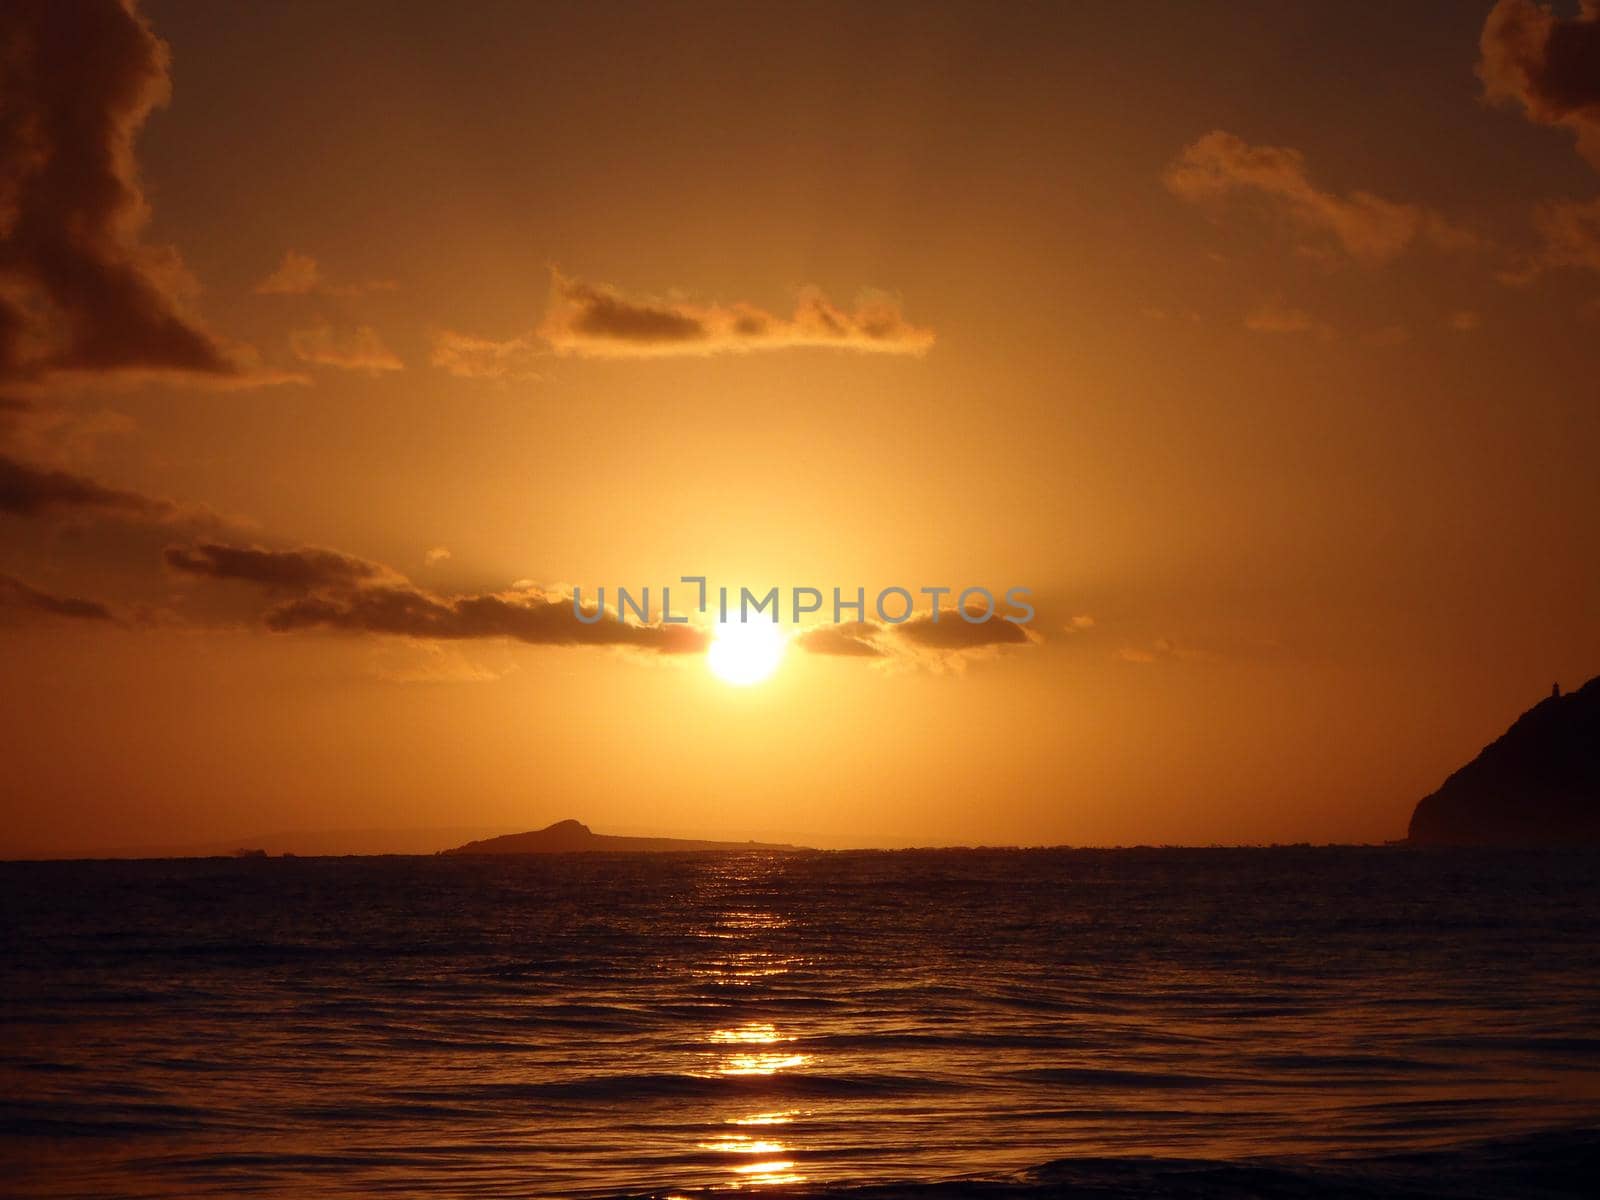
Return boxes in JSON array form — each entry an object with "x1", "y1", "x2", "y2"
[{"x1": 707, "y1": 620, "x2": 786, "y2": 686}]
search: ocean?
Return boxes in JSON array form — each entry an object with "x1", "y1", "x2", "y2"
[{"x1": 3, "y1": 847, "x2": 1598, "y2": 1197}]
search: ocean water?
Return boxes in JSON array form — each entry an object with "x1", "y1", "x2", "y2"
[{"x1": 2, "y1": 847, "x2": 1598, "y2": 1198}]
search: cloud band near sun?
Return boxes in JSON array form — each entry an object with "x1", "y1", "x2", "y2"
[
  {"x1": 162, "y1": 540, "x2": 706, "y2": 655},
  {"x1": 5, "y1": 446, "x2": 1032, "y2": 670},
  {"x1": 432, "y1": 271, "x2": 934, "y2": 375}
]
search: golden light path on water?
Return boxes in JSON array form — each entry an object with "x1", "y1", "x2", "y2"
[{"x1": 692, "y1": 881, "x2": 810, "y2": 1188}]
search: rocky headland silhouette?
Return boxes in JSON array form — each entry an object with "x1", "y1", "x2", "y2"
[{"x1": 1408, "y1": 675, "x2": 1600, "y2": 847}]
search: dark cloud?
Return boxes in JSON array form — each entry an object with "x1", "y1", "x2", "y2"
[
  {"x1": 0, "y1": 395, "x2": 31, "y2": 440},
  {"x1": 532, "y1": 272, "x2": 934, "y2": 358},
  {"x1": 0, "y1": 1, "x2": 244, "y2": 383},
  {"x1": 0, "y1": 572, "x2": 115, "y2": 622},
  {"x1": 0, "y1": 452, "x2": 163, "y2": 517},
  {"x1": 794, "y1": 620, "x2": 885, "y2": 657},
  {"x1": 796, "y1": 609, "x2": 1035, "y2": 662},
  {"x1": 435, "y1": 273, "x2": 933, "y2": 371},
  {"x1": 164, "y1": 543, "x2": 391, "y2": 591},
  {"x1": 896, "y1": 610, "x2": 1032, "y2": 650},
  {"x1": 1480, "y1": 0, "x2": 1600, "y2": 168},
  {"x1": 165, "y1": 539, "x2": 705, "y2": 655},
  {"x1": 561, "y1": 280, "x2": 708, "y2": 345},
  {"x1": 265, "y1": 585, "x2": 708, "y2": 654}
]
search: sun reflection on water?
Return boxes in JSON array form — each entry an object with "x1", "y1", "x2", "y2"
[
  {"x1": 729, "y1": 1111, "x2": 795, "y2": 1126},
  {"x1": 699, "y1": 1116, "x2": 809, "y2": 1188},
  {"x1": 729, "y1": 1160, "x2": 803, "y2": 1185},
  {"x1": 707, "y1": 1022, "x2": 810, "y2": 1077},
  {"x1": 683, "y1": 875, "x2": 817, "y2": 1188},
  {"x1": 710, "y1": 1023, "x2": 782, "y2": 1044}
]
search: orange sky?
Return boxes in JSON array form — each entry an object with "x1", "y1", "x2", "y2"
[{"x1": 3, "y1": 1, "x2": 1599, "y2": 855}]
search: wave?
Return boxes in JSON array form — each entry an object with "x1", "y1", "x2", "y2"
[
  {"x1": 595, "y1": 1127, "x2": 1600, "y2": 1199},
  {"x1": 394, "y1": 1070, "x2": 966, "y2": 1105}
]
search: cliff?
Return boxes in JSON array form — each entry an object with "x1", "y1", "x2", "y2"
[
  {"x1": 1407, "y1": 676, "x2": 1600, "y2": 847},
  {"x1": 441, "y1": 819, "x2": 803, "y2": 855}
]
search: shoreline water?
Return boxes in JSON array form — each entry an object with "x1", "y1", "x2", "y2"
[
  {"x1": 599, "y1": 1126, "x2": 1600, "y2": 1198},
  {"x1": 6, "y1": 849, "x2": 1598, "y2": 1198}
]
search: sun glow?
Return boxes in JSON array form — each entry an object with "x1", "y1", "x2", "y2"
[{"x1": 707, "y1": 620, "x2": 786, "y2": 686}]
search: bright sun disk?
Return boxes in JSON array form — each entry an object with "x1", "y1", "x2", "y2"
[{"x1": 707, "y1": 620, "x2": 786, "y2": 686}]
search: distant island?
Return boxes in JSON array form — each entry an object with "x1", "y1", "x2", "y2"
[
  {"x1": 441, "y1": 819, "x2": 805, "y2": 855},
  {"x1": 1408, "y1": 675, "x2": 1600, "y2": 847}
]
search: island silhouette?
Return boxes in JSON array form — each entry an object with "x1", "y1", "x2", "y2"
[
  {"x1": 1408, "y1": 674, "x2": 1600, "y2": 847},
  {"x1": 441, "y1": 819, "x2": 805, "y2": 855}
]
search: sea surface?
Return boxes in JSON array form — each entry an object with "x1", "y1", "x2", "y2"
[{"x1": 2, "y1": 847, "x2": 1598, "y2": 1198}]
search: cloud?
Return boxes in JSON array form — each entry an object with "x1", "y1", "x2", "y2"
[
  {"x1": 0, "y1": 452, "x2": 165, "y2": 517},
  {"x1": 2, "y1": 447, "x2": 695, "y2": 662},
  {"x1": 424, "y1": 545, "x2": 451, "y2": 565},
  {"x1": 264, "y1": 585, "x2": 708, "y2": 654},
  {"x1": 1448, "y1": 310, "x2": 1484, "y2": 332},
  {"x1": 429, "y1": 330, "x2": 544, "y2": 380},
  {"x1": 255, "y1": 251, "x2": 397, "y2": 298},
  {"x1": 1165, "y1": 131, "x2": 1475, "y2": 263},
  {"x1": 1119, "y1": 637, "x2": 1221, "y2": 665},
  {"x1": 1, "y1": 401, "x2": 136, "y2": 468},
  {"x1": 895, "y1": 610, "x2": 1032, "y2": 650},
  {"x1": 433, "y1": 273, "x2": 934, "y2": 372},
  {"x1": 1243, "y1": 301, "x2": 1335, "y2": 340},
  {"x1": 794, "y1": 620, "x2": 885, "y2": 658},
  {"x1": 164, "y1": 543, "x2": 395, "y2": 591},
  {"x1": 1533, "y1": 194, "x2": 1600, "y2": 270},
  {"x1": 538, "y1": 272, "x2": 935, "y2": 358},
  {"x1": 1479, "y1": 0, "x2": 1600, "y2": 169},
  {"x1": 0, "y1": 573, "x2": 115, "y2": 622},
  {"x1": 0, "y1": 1, "x2": 255, "y2": 385},
  {"x1": 1496, "y1": 194, "x2": 1600, "y2": 281},
  {"x1": 796, "y1": 608, "x2": 1035, "y2": 666},
  {"x1": 288, "y1": 325, "x2": 403, "y2": 374},
  {"x1": 255, "y1": 251, "x2": 321, "y2": 297},
  {"x1": 164, "y1": 538, "x2": 705, "y2": 655},
  {"x1": 1479, "y1": 6, "x2": 1600, "y2": 281}
]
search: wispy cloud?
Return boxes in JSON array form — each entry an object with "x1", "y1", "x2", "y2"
[
  {"x1": 1165, "y1": 131, "x2": 1477, "y2": 264},
  {"x1": 289, "y1": 325, "x2": 404, "y2": 374},
  {"x1": 1243, "y1": 301, "x2": 1335, "y2": 340},
  {"x1": 0, "y1": 453, "x2": 166, "y2": 518},
  {"x1": 429, "y1": 330, "x2": 544, "y2": 381},
  {"x1": 0, "y1": 573, "x2": 115, "y2": 623},
  {"x1": 1118, "y1": 637, "x2": 1220, "y2": 665},
  {"x1": 255, "y1": 251, "x2": 397, "y2": 298}
]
